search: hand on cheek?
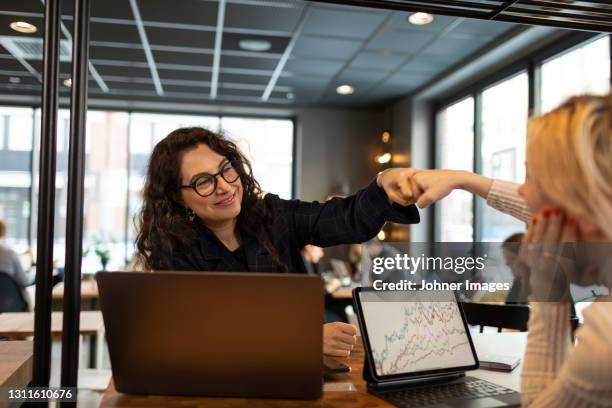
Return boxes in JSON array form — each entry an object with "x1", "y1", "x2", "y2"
[{"x1": 522, "y1": 207, "x2": 577, "y2": 301}]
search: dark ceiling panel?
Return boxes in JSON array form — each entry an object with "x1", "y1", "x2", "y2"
[
  {"x1": 103, "y1": 80, "x2": 156, "y2": 92},
  {"x1": 293, "y1": 36, "x2": 362, "y2": 59},
  {"x1": 221, "y1": 55, "x2": 280, "y2": 71},
  {"x1": 95, "y1": 64, "x2": 153, "y2": 78},
  {"x1": 153, "y1": 50, "x2": 213, "y2": 66},
  {"x1": 225, "y1": 2, "x2": 303, "y2": 32},
  {"x1": 158, "y1": 68, "x2": 211, "y2": 82},
  {"x1": 91, "y1": 22, "x2": 141, "y2": 43},
  {"x1": 283, "y1": 57, "x2": 344, "y2": 76},
  {"x1": 0, "y1": 58, "x2": 32, "y2": 72},
  {"x1": 218, "y1": 88, "x2": 263, "y2": 98},
  {"x1": 163, "y1": 84, "x2": 210, "y2": 94},
  {"x1": 422, "y1": 37, "x2": 490, "y2": 58},
  {"x1": 349, "y1": 50, "x2": 406, "y2": 70},
  {"x1": 303, "y1": 6, "x2": 387, "y2": 39},
  {"x1": 367, "y1": 30, "x2": 435, "y2": 53},
  {"x1": 91, "y1": 0, "x2": 136, "y2": 20},
  {"x1": 0, "y1": 74, "x2": 38, "y2": 86},
  {"x1": 138, "y1": 0, "x2": 218, "y2": 26},
  {"x1": 146, "y1": 26, "x2": 216, "y2": 49},
  {"x1": 1, "y1": 0, "x2": 43, "y2": 15},
  {"x1": 219, "y1": 72, "x2": 270, "y2": 85},
  {"x1": 90, "y1": 45, "x2": 147, "y2": 63},
  {"x1": 222, "y1": 32, "x2": 290, "y2": 54}
]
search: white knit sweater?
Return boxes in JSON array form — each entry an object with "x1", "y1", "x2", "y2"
[{"x1": 486, "y1": 179, "x2": 612, "y2": 407}]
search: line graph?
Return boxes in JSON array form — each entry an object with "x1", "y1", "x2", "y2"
[{"x1": 362, "y1": 300, "x2": 475, "y2": 376}]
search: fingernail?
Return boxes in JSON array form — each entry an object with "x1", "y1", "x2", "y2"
[
  {"x1": 543, "y1": 209, "x2": 550, "y2": 218},
  {"x1": 565, "y1": 218, "x2": 575, "y2": 226},
  {"x1": 553, "y1": 208, "x2": 562, "y2": 216},
  {"x1": 532, "y1": 217, "x2": 538, "y2": 225}
]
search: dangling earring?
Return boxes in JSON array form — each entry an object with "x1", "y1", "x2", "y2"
[{"x1": 186, "y1": 208, "x2": 196, "y2": 222}]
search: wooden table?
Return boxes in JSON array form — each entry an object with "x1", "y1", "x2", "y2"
[
  {"x1": 0, "y1": 311, "x2": 104, "y2": 369},
  {"x1": 100, "y1": 333, "x2": 525, "y2": 407},
  {"x1": 330, "y1": 288, "x2": 353, "y2": 299},
  {"x1": 0, "y1": 341, "x2": 33, "y2": 408},
  {"x1": 52, "y1": 280, "x2": 99, "y2": 308}
]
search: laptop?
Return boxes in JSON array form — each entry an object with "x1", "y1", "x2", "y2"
[
  {"x1": 353, "y1": 287, "x2": 522, "y2": 408},
  {"x1": 96, "y1": 271, "x2": 324, "y2": 399}
]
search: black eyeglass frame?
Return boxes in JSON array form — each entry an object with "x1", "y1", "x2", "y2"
[{"x1": 179, "y1": 159, "x2": 247, "y2": 198}]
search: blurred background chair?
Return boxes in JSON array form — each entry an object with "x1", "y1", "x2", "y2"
[
  {"x1": 0, "y1": 271, "x2": 29, "y2": 313},
  {"x1": 461, "y1": 302, "x2": 530, "y2": 333}
]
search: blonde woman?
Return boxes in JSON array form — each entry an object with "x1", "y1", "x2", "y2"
[{"x1": 407, "y1": 93, "x2": 612, "y2": 406}]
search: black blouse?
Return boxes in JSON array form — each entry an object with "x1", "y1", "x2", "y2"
[{"x1": 169, "y1": 180, "x2": 420, "y2": 273}]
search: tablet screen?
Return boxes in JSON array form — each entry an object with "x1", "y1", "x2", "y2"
[{"x1": 358, "y1": 290, "x2": 477, "y2": 377}]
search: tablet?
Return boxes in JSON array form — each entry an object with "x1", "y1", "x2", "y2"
[{"x1": 353, "y1": 287, "x2": 479, "y2": 382}]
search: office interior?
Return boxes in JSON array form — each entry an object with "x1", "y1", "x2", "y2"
[{"x1": 0, "y1": 0, "x2": 611, "y2": 406}]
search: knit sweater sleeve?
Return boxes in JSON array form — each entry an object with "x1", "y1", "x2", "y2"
[{"x1": 521, "y1": 301, "x2": 612, "y2": 407}]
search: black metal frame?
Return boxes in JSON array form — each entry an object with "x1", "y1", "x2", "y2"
[
  {"x1": 59, "y1": 0, "x2": 90, "y2": 397},
  {"x1": 32, "y1": 0, "x2": 61, "y2": 388},
  {"x1": 311, "y1": 0, "x2": 612, "y2": 33}
]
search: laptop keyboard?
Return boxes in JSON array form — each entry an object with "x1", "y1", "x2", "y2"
[{"x1": 375, "y1": 378, "x2": 516, "y2": 407}]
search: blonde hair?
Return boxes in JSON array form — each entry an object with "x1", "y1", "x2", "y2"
[{"x1": 527, "y1": 92, "x2": 612, "y2": 238}]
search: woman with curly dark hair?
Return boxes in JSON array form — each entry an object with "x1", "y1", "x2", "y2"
[{"x1": 135, "y1": 126, "x2": 419, "y2": 356}]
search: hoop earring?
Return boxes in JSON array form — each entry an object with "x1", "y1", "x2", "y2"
[{"x1": 186, "y1": 208, "x2": 196, "y2": 222}]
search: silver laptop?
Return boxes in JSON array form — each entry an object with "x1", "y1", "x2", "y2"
[
  {"x1": 353, "y1": 287, "x2": 521, "y2": 407},
  {"x1": 97, "y1": 271, "x2": 324, "y2": 399}
]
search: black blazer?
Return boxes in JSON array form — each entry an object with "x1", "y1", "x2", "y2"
[{"x1": 170, "y1": 180, "x2": 419, "y2": 273}]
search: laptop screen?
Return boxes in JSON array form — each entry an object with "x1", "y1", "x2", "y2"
[{"x1": 357, "y1": 289, "x2": 477, "y2": 378}]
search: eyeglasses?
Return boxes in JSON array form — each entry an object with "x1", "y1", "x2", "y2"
[{"x1": 180, "y1": 160, "x2": 245, "y2": 198}]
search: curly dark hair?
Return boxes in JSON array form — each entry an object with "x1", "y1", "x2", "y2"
[{"x1": 135, "y1": 127, "x2": 285, "y2": 271}]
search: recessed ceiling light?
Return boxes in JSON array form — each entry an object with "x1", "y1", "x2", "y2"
[
  {"x1": 336, "y1": 85, "x2": 354, "y2": 95},
  {"x1": 408, "y1": 12, "x2": 434, "y2": 25},
  {"x1": 286, "y1": 92, "x2": 295, "y2": 100},
  {"x1": 63, "y1": 78, "x2": 72, "y2": 87},
  {"x1": 9, "y1": 77, "x2": 21, "y2": 84},
  {"x1": 239, "y1": 39, "x2": 271, "y2": 52},
  {"x1": 10, "y1": 21, "x2": 37, "y2": 33}
]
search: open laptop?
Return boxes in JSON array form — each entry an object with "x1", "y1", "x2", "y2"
[
  {"x1": 96, "y1": 271, "x2": 324, "y2": 399},
  {"x1": 353, "y1": 287, "x2": 521, "y2": 408}
]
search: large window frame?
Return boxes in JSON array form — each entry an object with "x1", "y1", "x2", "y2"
[{"x1": 433, "y1": 32, "x2": 612, "y2": 243}]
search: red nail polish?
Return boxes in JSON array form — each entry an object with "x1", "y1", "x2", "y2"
[
  {"x1": 565, "y1": 218, "x2": 575, "y2": 227},
  {"x1": 553, "y1": 208, "x2": 562, "y2": 216},
  {"x1": 532, "y1": 217, "x2": 538, "y2": 225},
  {"x1": 543, "y1": 209, "x2": 550, "y2": 218}
]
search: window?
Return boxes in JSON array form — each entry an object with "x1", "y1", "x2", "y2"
[
  {"x1": 220, "y1": 117, "x2": 294, "y2": 199},
  {"x1": 436, "y1": 97, "x2": 475, "y2": 242},
  {"x1": 479, "y1": 73, "x2": 528, "y2": 241},
  {"x1": 540, "y1": 36, "x2": 610, "y2": 114},
  {"x1": 0, "y1": 107, "x2": 33, "y2": 253},
  {"x1": 81, "y1": 111, "x2": 129, "y2": 271}
]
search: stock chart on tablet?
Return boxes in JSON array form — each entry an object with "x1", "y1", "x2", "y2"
[{"x1": 360, "y1": 290, "x2": 476, "y2": 376}]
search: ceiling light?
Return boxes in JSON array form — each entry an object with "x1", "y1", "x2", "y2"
[
  {"x1": 336, "y1": 85, "x2": 354, "y2": 95},
  {"x1": 64, "y1": 78, "x2": 72, "y2": 87},
  {"x1": 381, "y1": 131, "x2": 391, "y2": 143},
  {"x1": 376, "y1": 152, "x2": 392, "y2": 164},
  {"x1": 377, "y1": 230, "x2": 386, "y2": 241},
  {"x1": 408, "y1": 12, "x2": 434, "y2": 25},
  {"x1": 10, "y1": 21, "x2": 37, "y2": 34},
  {"x1": 286, "y1": 92, "x2": 295, "y2": 100},
  {"x1": 9, "y1": 77, "x2": 21, "y2": 84},
  {"x1": 239, "y1": 39, "x2": 271, "y2": 52}
]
